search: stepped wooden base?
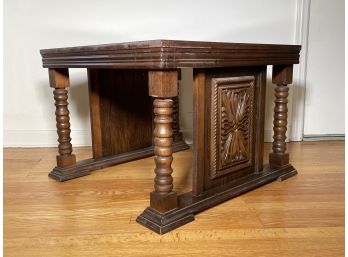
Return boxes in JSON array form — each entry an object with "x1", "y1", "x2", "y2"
[
  {"x1": 137, "y1": 164, "x2": 297, "y2": 234},
  {"x1": 49, "y1": 140, "x2": 189, "y2": 182}
]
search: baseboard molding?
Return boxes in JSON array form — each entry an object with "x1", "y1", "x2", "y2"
[
  {"x1": 291, "y1": 0, "x2": 311, "y2": 141},
  {"x1": 3, "y1": 128, "x2": 283, "y2": 147},
  {"x1": 4, "y1": 130, "x2": 92, "y2": 147},
  {"x1": 303, "y1": 134, "x2": 345, "y2": 141},
  {"x1": 180, "y1": 129, "x2": 193, "y2": 145}
]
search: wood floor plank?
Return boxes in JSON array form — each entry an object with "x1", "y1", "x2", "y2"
[{"x1": 4, "y1": 141, "x2": 344, "y2": 257}]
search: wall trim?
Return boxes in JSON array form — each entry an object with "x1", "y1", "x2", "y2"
[
  {"x1": 303, "y1": 134, "x2": 345, "y2": 141},
  {"x1": 3, "y1": 128, "x2": 281, "y2": 147},
  {"x1": 290, "y1": 0, "x2": 311, "y2": 141},
  {"x1": 4, "y1": 130, "x2": 92, "y2": 147}
]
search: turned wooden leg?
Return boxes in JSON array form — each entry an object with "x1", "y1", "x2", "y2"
[
  {"x1": 172, "y1": 69, "x2": 182, "y2": 141},
  {"x1": 148, "y1": 70, "x2": 178, "y2": 212},
  {"x1": 49, "y1": 68, "x2": 76, "y2": 168},
  {"x1": 269, "y1": 65, "x2": 293, "y2": 166},
  {"x1": 150, "y1": 99, "x2": 177, "y2": 212},
  {"x1": 172, "y1": 96, "x2": 183, "y2": 142}
]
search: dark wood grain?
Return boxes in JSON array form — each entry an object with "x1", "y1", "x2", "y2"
[
  {"x1": 49, "y1": 68, "x2": 76, "y2": 168},
  {"x1": 91, "y1": 69, "x2": 153, "y2": 156},
  {"x1": 87, "y1": 69, "x2": 103, "y2": 159},
  {"x1": 147, "y1": 70, "x2": 179, "y2": 212},
  {"x1": 150, "y1": 99, "x2": 178, "y2": 213},
  {"x1": 272, "y1": 65, "x2": 294, "y2": 84},
  {"x1": 172, "y1": 96, "x2": 183, "y2": 142},
  {"x1": 49, "y1": 68, "x2": 188, "y2": 181},
  {"x1": 137, "y1": 164, "x2": 297, "y2": 234},
  {"x1": 41, "y1": 40, "x2": 301, "y2": 235},
  {"x1": 48, "y1": 141, "x2": 188, "y2": 181},
  {"x1": 48, "y1": 68, "x2": 70, "y2": 88},
  {"x1": 195, "y1": 67, "x2": 267, "y2": 193},
  {"x1": 269, "y1": 65, "x2": 294, "y2": 166},
  {"x1": 40, "y1": 40, "x2": 301, "y2": 69},
  {"x1": 148, "y1": 70, "x2": 178, "y2": 97},
  {"x1": 192, "y1": 70, "x2": 206, "y2": 196},
  {"x1": 172, "y1": 72, "x2": 183, "y2": 142},
  {"x1": 53, "y1": 88, "x2": 76, "y2": 167}
]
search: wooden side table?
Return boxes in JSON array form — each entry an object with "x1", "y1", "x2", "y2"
[{"x1": 40, "y1": 40, "x2": 301, "y2": 234}]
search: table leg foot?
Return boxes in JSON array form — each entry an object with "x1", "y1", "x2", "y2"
[
  {"x1": 277, "y1": 168, "x2": 298, "y2": 181},
  {"x1": 49, "y1": 166, "x2": 91, "y2": 182},
  {"x1": 136, "y1": 208, "x2": 194, "y2": 234},
  {"x1": 48, "y1": 142, "x2": 189, "y2": 182},
  {"x1": 137, "y1": 163, "x2": 297, "y2": 234}
]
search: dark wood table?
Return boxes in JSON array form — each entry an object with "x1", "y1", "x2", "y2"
[{"x1": 40, "y1": 40, "x2": 301, "y2": 234}]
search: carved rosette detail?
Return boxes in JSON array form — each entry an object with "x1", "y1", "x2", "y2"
[
  {"x1": 210, "y1": 76, "x2": 255, "y2": 179},
  {"x1": 220, "y1": 88, "x2": 250, "y2": 167}
]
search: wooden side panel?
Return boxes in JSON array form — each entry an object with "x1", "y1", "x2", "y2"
[
  {"x1": 88, "y1": 69, "x2": 103, "y2": 159},
  {"x1": 192, "y1": 70, "x2": 206, "y2": 196},
  {"x1": 255, "y1": 68, "x2": 267, "y2": 172},
  {"x1": 88, "y1": 69, "x2": 153, "y2": 157},
  {"x1": 192, "y1": 67, "x2": 267, "y2": 194}
]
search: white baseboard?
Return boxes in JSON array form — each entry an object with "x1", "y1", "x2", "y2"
[
  {"x1": 264, "y1": 129, "x2": 273, "y2": 143},
  {"x1": 303, "y1": 134, "x2": 345, "y2": 141},
  {"x1": 4, "y1": 130, "x2": 92, "y2": 147},
  {"x1": 3, "y1": 128, "x2": 279, "y2": 147}
]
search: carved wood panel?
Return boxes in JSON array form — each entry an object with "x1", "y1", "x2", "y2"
[{"x1": 210, "y1": 76, "x2": 255, "y2": 179}]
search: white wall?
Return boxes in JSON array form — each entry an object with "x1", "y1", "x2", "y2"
[
  {"x1": 4, "y1": 0, "x2": 298, "y2": 146},
  {"x1": 303, "y1": 0, "x2": 345, "y2": 136}
]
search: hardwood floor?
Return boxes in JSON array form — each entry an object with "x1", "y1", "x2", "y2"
[{"x1": 4, "y1": 141, "x2": 344, "y2": 257}]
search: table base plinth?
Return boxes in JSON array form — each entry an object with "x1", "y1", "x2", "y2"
[
  {"x1": 48, "y1": 140, "x2": 189, "y2": 182},
  {"x1": 137, "y1": 164, "x2": 297, "y2": 234},
  {"x1": 41, "y1": 40, "x2": 301, "y2": 234}
]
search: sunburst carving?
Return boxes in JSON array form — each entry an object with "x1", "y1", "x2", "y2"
[
  {"x1": 220, "y1": 88, "x2": 250, "y2": 167},
  {"x1": 210, "y1": 76, "x2": 254, "y2": 179}
]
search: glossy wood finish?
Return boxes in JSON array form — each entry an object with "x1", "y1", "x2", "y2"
[
  {"x1": 48, "y1": 68, "x2": 189, "y2": 181},
  {"x1": 269, "y1": 85, "x2": 290, "y2": 166},
  {"x1": 49, "y1": 68, "x2": 76, "y2": 168},
  {"x1": 172, "y1": 95, "x2": 183, "y2": 142},
  {"x1": 199, "y1": 67, "x2": 267, "y2": 192},
  {"x1": 149, "y1": 99, "x2": 178, "y2": 213},
  {"x1": 88, "y1": 69, "x2": 152, "y2": 157},
  {"x1": 53, "y1": 88, "x2": 76, "y2": 168},
  {"x1": 148, "y1": 70, "x2": 178, "y2": 97},
  {"x1": 138, "y1": 65, "x2": 296, "y2": 234},
  {"x1": 4, "y1": 141, "x2": 344, "y2": 257},
  {"x1": 192, "y1": 70, "x2": 206, "y2": 196},
  {"x1": 49, "y1": 143, "x2": 189, "y2": 182},
  {"x1": 269, "y1": 65, "x2": 294, "y2": 166},
  {"x1": 48, "y1": 68, "x2": 70, "y2": 88},
  {"x1": 41, "y1": 40, "x2": 301, "y2": 234},
  {"x1": 40, "y1": 40, "x2": 300, "y2": 69}
]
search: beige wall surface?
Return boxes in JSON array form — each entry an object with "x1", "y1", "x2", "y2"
[{"x1": 4, "y1": 0, "x2": 298, "y2": 146}]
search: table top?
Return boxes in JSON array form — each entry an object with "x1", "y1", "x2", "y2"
[{"x1": 40, "y1": 39, "x2": 301, "y2": 69}]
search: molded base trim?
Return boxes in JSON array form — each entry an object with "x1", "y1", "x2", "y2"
[
  {"x1": 49, "y1": 140, "x2": 189, "y2": 182},
  {"x1": 136, "y1": 208, "x2": 195, "y2": 234},
  {"x1": 137, "y1": 164, "x2": 297, "y2": 234}
]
